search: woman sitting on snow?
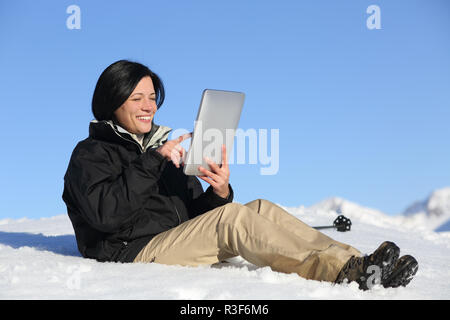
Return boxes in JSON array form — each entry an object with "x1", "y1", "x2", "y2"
[{"x1": 62, "y1": 59, "x2": 418, "y2": 290}]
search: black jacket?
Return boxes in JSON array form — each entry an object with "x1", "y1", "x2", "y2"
[{"x1": 62, "y1": 120, "x2": 233, "y2": 263}]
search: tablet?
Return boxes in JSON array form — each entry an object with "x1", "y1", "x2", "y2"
[{"x1": 183, "y1": 89, "x2": 245, "y2": 176}]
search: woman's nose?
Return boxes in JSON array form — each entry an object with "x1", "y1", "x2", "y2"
[{"x1": 142, "y1": 97, "x2": 156, "y2": 110}]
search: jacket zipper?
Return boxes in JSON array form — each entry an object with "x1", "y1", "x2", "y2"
[
  {"x1": 109, "y1": 124, "x2": 182, "y2": 226},
  {"x1": 109, "y1": 126, "x2": 144, "y2": 153}
]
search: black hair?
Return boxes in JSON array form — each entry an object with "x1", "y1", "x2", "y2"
[{"x1": 91, "y1": 60, "x2": 165, "y2": 121}]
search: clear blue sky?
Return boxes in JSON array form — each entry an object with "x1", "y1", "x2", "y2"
[{"x1": 0, "y1": 0, "x2": 449, "y2": 219}]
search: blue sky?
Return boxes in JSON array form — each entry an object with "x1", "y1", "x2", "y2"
[{"x1": 0, "y1": 0, "x2": 449, "y2": 219}]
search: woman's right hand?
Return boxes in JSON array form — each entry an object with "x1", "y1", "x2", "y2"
[{"x1": 156, "y1": 132, "x2": 192, "y2": 168}]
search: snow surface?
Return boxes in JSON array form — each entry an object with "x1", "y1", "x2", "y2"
[{"x1": 1, "y1": 198, "x2": 450, "y2": 300}]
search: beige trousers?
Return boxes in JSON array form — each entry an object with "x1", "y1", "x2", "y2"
[{"x1": 133, "y1": 199, "x2": 361, "y2": 282}]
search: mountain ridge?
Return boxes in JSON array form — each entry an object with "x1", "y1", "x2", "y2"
[{"x1": 307, "y1": 187, "x2": 450, "y2": 233}]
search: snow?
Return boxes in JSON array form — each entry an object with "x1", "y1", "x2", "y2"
[
  {"x1": 1, "y1": 197, "x2": 450, "y2": 300},
  {"x1": 402, "y1": 187, "x2": 450, "y2": 232}
]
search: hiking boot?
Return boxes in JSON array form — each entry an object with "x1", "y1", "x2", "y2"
[
  {"x1": 383, "y1": 255, "x2": 418, "y2": 288},
  {"x1": 335, "y1": 241, "x2": 400, "y2": 290}
]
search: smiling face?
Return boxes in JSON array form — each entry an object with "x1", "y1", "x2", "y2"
[{"x1": 113, "y1": 76, "x2": 157, "y2": 135}]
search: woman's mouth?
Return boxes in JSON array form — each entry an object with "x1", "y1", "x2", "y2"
[{"x1": 136, "y1": 115, "x2": 152, "y2": 123}]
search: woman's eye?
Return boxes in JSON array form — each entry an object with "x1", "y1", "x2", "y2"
[{"x1": 131, "y1": 97, "x2": 154, "y2": 102}]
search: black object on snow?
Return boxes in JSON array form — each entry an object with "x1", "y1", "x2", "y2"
[{"x1": 313, "y1": 215, "x2": 352, "y2": 232}]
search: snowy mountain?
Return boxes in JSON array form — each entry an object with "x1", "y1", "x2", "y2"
[
  {"x1": 404, "y1": 187, "x2": 450, "y2": 217},
  {"x1": 402, "y1": 187, "x2": 450, "y2": 232},
  {"x1": 1, "y1": 194, "x2": 450, "y2": 300},
  {"x1": 308, "y1": 197, "x2": 394, "y2": 229},
  {"x1": 303, "y1": 188, "x2": 450, "y2": 233}
]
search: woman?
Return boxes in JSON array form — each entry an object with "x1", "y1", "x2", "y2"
[{"x1": 62, "y1": 60, "x2": 418, "y2": 290}]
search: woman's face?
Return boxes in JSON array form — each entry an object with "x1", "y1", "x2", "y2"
[{"x1": 114, "y1": 76, "x2": 157, "y2": 135}]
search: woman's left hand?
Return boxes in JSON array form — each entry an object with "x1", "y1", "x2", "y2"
[{"x1": 198, "y1": 144, "x2": 230, "y2": 199}]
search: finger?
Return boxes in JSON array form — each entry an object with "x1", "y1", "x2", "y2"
[
  {"x1": 173, "y1": 144, "x2": 183, "y2": 153},
  {"x1": 180, "y1": 147, "x2": 186, "y2": 165},
  {"x1": 221, "y1": 144, "x2": 229, "y2": 169},
  {"x1": 173, "y1": 143, "x2": 185, "y2": 158},
  {"x1": 204, "y1": 156, "x2": 219, "y2": 171},
  {"x1": 205, "y1": 156, "x2": 228, "y2": 180},
  {"x1": 197, "y1": 173, "x2": 218, "y2": 187},
  {"x1": 176, "y1": 132, "x2": 192, "y2": 143},
  {"x1": 170, "y1": 148, "x2": 181, "y2": 168},
  {"x1": 198, "y1": 165, "x2": 220, "y2": 182},
  {"x1": 197, "y1": 174, "x2": 210, "y2": 182}
]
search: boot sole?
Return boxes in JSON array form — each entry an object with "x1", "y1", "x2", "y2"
[
  {"x1": 383, "y1": 255, "x2": 418, "y2": 288},
  {"x1": 361, "y1": 241, "x2": 400, "y2": 290},
  {"x1": 378, "y1": 241, "x2": 400, "y2": 283}
]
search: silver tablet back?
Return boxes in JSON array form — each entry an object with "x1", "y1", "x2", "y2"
[{"x1": 183, "y1": 89, "x2": 245, "y2": 176}]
